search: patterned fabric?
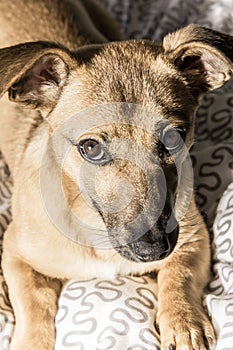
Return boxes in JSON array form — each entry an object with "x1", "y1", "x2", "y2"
[
  {"x1": 0, "y1": 158, "x2": 13, "y2": 350},
  {"x1": 206, "y1": 183, "x2": 233, "y2": 350},
  {"x1": 0, "y1": 160, "x2": 11, "y2": 256},
  {"x1": 101, "y1": 0, "x2": 233, "y2": 41},
  {"x1": 192, "y1": 93, "x2": 233, "y2": 231},
  {"x1": 0, "y1": 0, "x2": 233, "y2": 349},
  {"x1": 55, "y1": 276, "x2": 159, "y2": 350}
]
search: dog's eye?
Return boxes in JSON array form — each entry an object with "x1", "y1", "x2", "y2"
[
  {"x1": 78, "y1": 139, "x2": 107, "y2": 164},
  {"x1": 161, "y1": 128, "x2": 185, "y2": 154}
]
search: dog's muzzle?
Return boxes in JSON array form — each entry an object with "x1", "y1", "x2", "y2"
[{"x1": 115, "y1": 214, "x2": 179, "y2": 263}]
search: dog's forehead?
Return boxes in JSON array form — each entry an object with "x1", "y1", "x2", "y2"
[
  {"x1": 72, "y1": 40, "x2": 196, "y2": 119},
  {"x1": 56, "y1": 40, "x2": 197, "y2": 139},
  {"x1": 83, "y1": 40, "x2": 171, "y2": 103}
]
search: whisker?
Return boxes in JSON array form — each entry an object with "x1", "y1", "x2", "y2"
[{"x1": 70, "y1": 191, "x2": 81, "y2": 209}]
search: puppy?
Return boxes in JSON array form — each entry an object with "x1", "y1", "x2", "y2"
[{"x1": 0, "y1": 1, "x2": 233, "y2": 349}]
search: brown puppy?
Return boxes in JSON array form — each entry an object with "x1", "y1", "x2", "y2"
[{"x1": 0, "y1": 1, "x2": 233, "y2": 349}]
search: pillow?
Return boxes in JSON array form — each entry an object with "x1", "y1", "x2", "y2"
[
  {"x1": 205, "y1": 183, "x2": 233, "y2": 350},
  {"x1": 56, "y1": 276, "x2": 160, "y2": 350}
]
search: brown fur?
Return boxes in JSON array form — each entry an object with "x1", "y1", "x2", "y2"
[{"x1": 0, "y1": 1, "x2": 233, "y2": 349}]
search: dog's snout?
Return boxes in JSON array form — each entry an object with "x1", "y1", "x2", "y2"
[
  {"x1": 138, "y1": 229, "x2": 158, "y2": 244},
  {"x1": 130, "y1": 219, "x2": 179, "y2": 263},
  {"x1": 137, "y1": 231, "x2": 171, "y2": 261},
  {"x1": 137, "y1": 234, "x2": 168, "y2": 260}
]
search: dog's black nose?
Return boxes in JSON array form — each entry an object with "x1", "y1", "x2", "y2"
[
  {"x1": 132, "y1": 223, "x2": 179, "y2": 262},
  {"x1": 135, "y1": 232, "x2": 169, "y2": 261}
]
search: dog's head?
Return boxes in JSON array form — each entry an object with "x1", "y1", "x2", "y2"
[{"x1": 0, "y1": 25, "x2": 232, "y2": 263}]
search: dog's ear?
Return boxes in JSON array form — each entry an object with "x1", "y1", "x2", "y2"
[
  {"x1": 0, "y1": 42, "x2": 77, "y2": 110},
  {"x1": 163, "y1": 24, "x2": 233, "y2": 98}
]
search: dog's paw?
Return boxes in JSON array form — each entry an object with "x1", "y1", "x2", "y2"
[{"x1": 158, "y1": 308, "x2": 216, "y2": 350}]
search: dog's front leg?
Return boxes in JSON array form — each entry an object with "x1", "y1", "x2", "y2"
[
  {"x1": 2, "y1": 224, "x2": 61, "y2": 350},
  {"x1": 157, "y1": 209, "x2": 215, "y2": 350}
]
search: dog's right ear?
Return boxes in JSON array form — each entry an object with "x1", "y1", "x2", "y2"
[
  {"x1": 0, "y1": 42, "x2": 78, "y2": 111},
  {"x1": 163, "y1": 25, "x2": 233, "y2": 99}
]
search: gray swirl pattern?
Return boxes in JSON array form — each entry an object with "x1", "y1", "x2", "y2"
[
  {"x1": 55, "y1": 277, "x2": 160, "y2": 350},
  {"x1": 0, "y1": 0, "x2": 233, "y2": 349},
  {"x1": 0, "y1": 155, "x2": 14, "y2": 349},
  {"x1": 205, "y1": 184, "x2": 233, "y2": 350}
]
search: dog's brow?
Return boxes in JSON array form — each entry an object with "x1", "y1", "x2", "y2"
[
  {"x1": 99, "y1": 131, "x2": 109, "y2": 142},
  {"x1": 63, "y1": 131, "x2": 109, "y2": 146},
  {"x1": 62, "y1": 135, "x2": 76, "y2": 146}
]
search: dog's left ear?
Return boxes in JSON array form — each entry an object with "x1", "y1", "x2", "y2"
[
  {"x1": 163, "y1": 24, "x2": 233, "y2": 98},
  {"x1": 0, "y1": 41, "x2": 78, "y2": 110}
]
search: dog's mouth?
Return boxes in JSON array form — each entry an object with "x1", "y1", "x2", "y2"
[{"x1": 110, "y1": 215, "x2": 179, "y2": 263}]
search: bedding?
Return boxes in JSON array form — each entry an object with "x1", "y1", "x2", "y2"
[{"x1": 0, "y1": 0, "x2": 233, "y2": 349}]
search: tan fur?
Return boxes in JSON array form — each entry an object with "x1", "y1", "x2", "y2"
[{"x1": 0, "y1": 1, "x2": 233, "y2": 349}]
